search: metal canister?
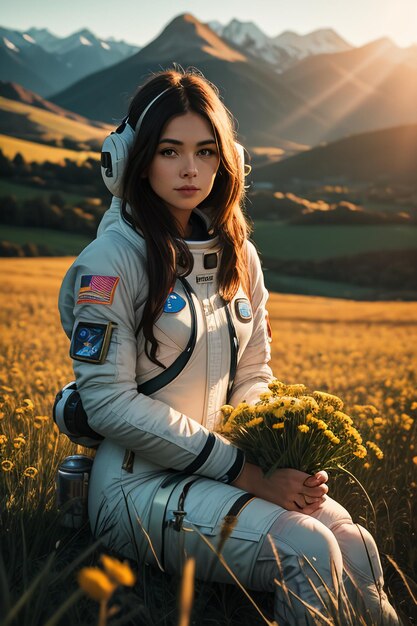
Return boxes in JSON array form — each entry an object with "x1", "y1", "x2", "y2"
[{"x1": 56, "y1": 454, "x2": 93, "y2": 529}]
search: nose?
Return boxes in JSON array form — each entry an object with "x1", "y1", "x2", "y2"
[{"x1": 180, "y1": 157, "x2": 198, "y2": 178}]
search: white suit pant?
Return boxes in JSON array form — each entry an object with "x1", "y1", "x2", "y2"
[{"x1": 89, "y1": 446, "x2": 399, "y2": 625}]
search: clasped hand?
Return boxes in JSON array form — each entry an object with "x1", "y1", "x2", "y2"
[
  {"x1": 263, "y1": 468, "x2": 329, "y2": 515},
  {"x1": 233, "y1": 464, "x2": 328, "y2": 515}
]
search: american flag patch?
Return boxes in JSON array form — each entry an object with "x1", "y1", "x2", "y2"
[{"x1": 76, "y1": 275, "x2": 119, "y2": 305}]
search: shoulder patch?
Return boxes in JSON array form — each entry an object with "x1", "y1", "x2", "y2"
[
  {"x1": 163, "y1": 291, "x2": 186, "y2": 313},
  {"x1": 70, "y1": 321, "x2": 116, "y2": 364},
  {"x1": 235, "y1": 298, "x2": 252, "y2": 323},
  {"x1": 77, "y1": 275, "x2": 119, "y2": 305}
]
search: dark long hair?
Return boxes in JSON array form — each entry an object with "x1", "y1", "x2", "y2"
[{"x1": 122, "y1": 68, "x2": 250, "y2": 367}]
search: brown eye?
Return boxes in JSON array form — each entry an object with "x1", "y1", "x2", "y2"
[
  {"x1": 198, "y1": 148, "x2": 215, "y2": 157},
  {"x1": 160, "y1": 148, "x2": 176, "y2": 157}
]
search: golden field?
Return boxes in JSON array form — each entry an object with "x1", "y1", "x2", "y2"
[
  {"x1": 0, "y1": 134, "x2": 99, "y2": 164},
  {"x1": 0, "y1": 257, "x2": 416, "y2": 625}
]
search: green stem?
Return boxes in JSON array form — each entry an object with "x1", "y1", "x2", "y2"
[
  {"x1": 2, "y1": 553, "x2": 55, "y2": 626},
  {"x1": 98, "y1": 598, "x2": 108, "y2": 626},
  {"x1": 43, "y1": 588, "x2": 84, "y2": 626},
  {"x1": 336, "y1": 464, "x2": 377, "y2": 528}
]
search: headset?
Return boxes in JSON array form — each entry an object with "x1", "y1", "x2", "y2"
[{"x1": 100, "y1": 88, "x2": 251, "y2": 198}]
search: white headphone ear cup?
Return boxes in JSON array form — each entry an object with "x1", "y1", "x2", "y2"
[{"x1": 101, "y1": 123, "x2": 135, "y2": 197}]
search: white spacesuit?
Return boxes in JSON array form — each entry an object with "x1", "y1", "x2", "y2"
[{"x1": 58, "y1": 197, "x2": 399, "y2": 625}]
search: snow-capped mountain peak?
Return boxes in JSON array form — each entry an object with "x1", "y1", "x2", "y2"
[
  {"x1": 208, "y1": 19, "x2": 353, "y2": 71},
  {"x1": 223, "y1": 19, "x2": 270, "y2": 47},
  {"x1": 79, "y1": 35, "x2": 93, "y2": 47},
  {"x1": 3, "y1": 37, "x2": 19, "y2": 53},
  {"x1": 274, "y1": 27, "x2": 352, "y2": 57},
  {"x1": 22, "y1": 33, "x2": 36, "y2": 44}
]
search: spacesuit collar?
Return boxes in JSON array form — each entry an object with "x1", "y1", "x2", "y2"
[{"x1": 97, "y1": 197, "x2": 220, "y2": 252}]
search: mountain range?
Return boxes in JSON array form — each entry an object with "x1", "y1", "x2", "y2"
[
  {"x1": 0, "y1": 26, "x2": 140, "y2": 97},
  {"x1": 2, "y1": 13, "x2": 417, "y2": 153},
  {"x1": 48, "y1": 14, "x2": 417, "y2": 148},
  {"x1": 209, "y1": 19, "x2": 353, "y2": 71},
  {"x1": 0, "y1": 18, "x2": 355, "y2": 99}
]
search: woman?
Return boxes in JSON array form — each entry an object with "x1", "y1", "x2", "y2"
[{"x1": 58, "y1": 69, "x2": 399, "y2": 624}]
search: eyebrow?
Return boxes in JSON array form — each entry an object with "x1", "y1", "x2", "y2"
[{"x1": 158, "y1": 138, "x2": 217, "y2": 146}]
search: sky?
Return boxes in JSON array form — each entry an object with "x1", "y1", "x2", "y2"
[{"x1": 2, "y1": 0, "x2": 417, "y2": 48}]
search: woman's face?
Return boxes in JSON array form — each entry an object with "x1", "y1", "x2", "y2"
[{"x1": 147, "y1": 111, "x2": 220, "y2": 231}]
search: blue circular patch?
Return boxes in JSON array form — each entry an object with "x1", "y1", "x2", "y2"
[
  {"x1": 163, "y1": 292, "x2": 186, "y2": 313},
  {"x1": 235, "y1": 298, "x2": 252, "y2": 322}
]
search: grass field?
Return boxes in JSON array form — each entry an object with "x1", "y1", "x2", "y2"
[
  {"x1": 0, "y1": 134, "x2": 99, "y2": 163},
  {"x1": 0, "y1": 258, "x2": 416, "y2": 625},
  {"x1": 252, "y1": 221, "x2": 417, "y2": 260},
  {"x1": 0, "y1": 180, "x2": 96, "y2": 205},
  {"x1": 0, "y1": 226, "x2": 92, "y2": 255},
  {"x1": 0, "y1": 96, "x2": 112, "y2": 145}
]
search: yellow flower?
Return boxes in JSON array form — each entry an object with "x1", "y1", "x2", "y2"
[
  {"x1": 373, "y1": 417, "x2": 383, "y2": 426},
  {"x1": 245, "y1": 417, "x2": 264, "y2": 428},
  {"x1": 77, "y1": 567, "x2": 116, "y2": 602},
  {"x1": 312, "y1": 391, "x2": 344, "y2": 411},
  {"x1": 23, "y1": 466, "x2": 38, "y2": 478},
  {"x1": 272, "y1": 396, "x2": 303, "y2": 411},
  {"x1": 412, "y1": 457, "x2": 417, "y2": 465},
  {"x1": 353, "y1": 445, "x2": 367, "y2": 459},
  {"x1": 268, "y1": 379, "x2": 286, "y2": 393},
  {"x1": 363, "y1": 462, "x2": 371, "y2": 470},
  {"x1": 259, "y1": 391, "x2": 273, "y2": 401},
  {"x1": 0, "y1": 434, "x2": 7, "y2": 445},
  {"x1": 285, "y1": 384, "x2": 308, "y2": 397},
  {"x1": 316, "y1": 420, "x2": 328, "y2": 431},
  {"x1": 411, "y1": 402, "x2": 417, "y2": 411},
  {"x1": 0, "y1": 385, "x2": 14, "y2": 393},
  {"x1": 334, "y1": 411, "x2": 353, "y2": 425},
  {"x1": 323, "y1": 429, "x2": 335, "y2": 440},
  {"x1": 331, "y1": 436, "x2": 340, "y2": 445},
  {"x1": 297, "y1": 424, "x2": 309, "y2": 433},
  {"x1": 100, "y1": 555, "x2": 136, "y2": 587},
  {"x1": 23, "y1": 399, "x2": 34, "y2": 410},
  {"x1": 272, "y1": 407, "x2": 286, "y2": 419},
  {"x1": 34, "y1": 415, "x2": 49, "y2": 427},
  {"x1": 346, "y1": 426, "x2": 362, "y2": 445},
  {"x1": 1, "y1": 459, "x2": 14, "y2": 472},
  {"x1": 13, "y1": 435, "x2": 26, "y2": 449},
  {"x1": 272, "y1": 422, "x2": 285, "y2": 430},
  {"x1": 229, "y1": 402, "x2": 249, "y2": 421},
  {"x1": 299, "y1": 396, "x2": 320, "y2": 412},
  {"x1": 219, "y1": 405, "x2": 234, "y2": 418}
]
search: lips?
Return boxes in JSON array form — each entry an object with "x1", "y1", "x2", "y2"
[{"x1": 175, "y1": 186, "x2": 200, "y2": 190}]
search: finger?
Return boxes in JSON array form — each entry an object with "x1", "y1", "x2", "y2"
[
  {"x1": 315, "y1": 470, "x2": 329, "y2": 484},
  {"x1": 303, "y1": 474, "x2": 321, "y2": 487},
  {"x1": 302, "y1": 483, "x2": 329, "y2": 497},
  {"x1": 302, "y1": 494, "x2": 322, "y2": 505},
  {"x1": 293, "y1": 498, "x2": 305, "y2": 510},
  {"x1": 303, "y1": 496, "x2": 326, "y2": 514},
  {"x1": 302, "y1": 501, "x2": 324, "y2": 516}
]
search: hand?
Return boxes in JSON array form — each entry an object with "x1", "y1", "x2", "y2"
[{"x1": 232, "y1": 464, "x2": 328, "y2": 516}]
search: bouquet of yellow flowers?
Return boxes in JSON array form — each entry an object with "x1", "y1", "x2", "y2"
[{"x1": 218, "y1": 380, "x2": 383, "y2": 477}]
